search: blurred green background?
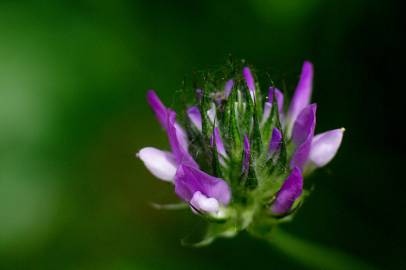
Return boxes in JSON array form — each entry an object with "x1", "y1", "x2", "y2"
[{"x1": 0, "y1": 0, "x2": 404, "y2": 269}]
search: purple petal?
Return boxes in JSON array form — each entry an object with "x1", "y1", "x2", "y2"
[
  {"x1": 291, "y1": 104, "x2": 317, "y2": 146},
  {"x1": 187, "y1": 106, "x2": 202, "y2": 131},
  {"x1": 243, "y1": 67, "x2": 255, "y2": 101},
  {"x1": 210, "y1": 127, "x2": 228, "y2": 158},
  {"x1": 269, "y1": 128, "x2": 282, "y2": 155},
  {"x1": 268, "y1": 87, "x2": 284, "y2": 112},
  {"x1": 166, "y1": 110, "x2": 198, "y2": 168},
  {"x1": 271, "y1": 167, "x2": 303, "y2": 215},
  {"x1": 137, "y1": 147, "x2": 177, "y2": 182},
  {"x1": 308, "y1": 128, "x2": 344, "y2": 167},
  {"x1": 174, "y1": 164, "x2": 231, "y2": 205},
  {"x1": 224, "y1": 79, "x2": 234, "y2": 99},
  {"x1": 242, "y1": 135, "x2": 251, "y2": 173},
  {"x1": 290, "y1": 136, "x2": 312, "y2": 170},
  {"x1": 174, "y1": 123, "x2": 189, "y2": 153},
  {"x1": 147, "y1": 90, "x2": 167, "y2": 128},
  {"x1": 147, "y1": 90, "x2": 189, "y2": 151},
  {"x1": 287, "y1": 61, "x2": 314, "y2": 134},
  {"x1": 196, "y1": 88, "x2": 203, "y2": 101},
  {"x1": 290, "y1": 104, "x2": 316, "y2": 169}
]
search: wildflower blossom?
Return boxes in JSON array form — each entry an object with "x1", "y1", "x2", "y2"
[{"x1": 137, "y1": 61, "x2": 344, "y2": 244}]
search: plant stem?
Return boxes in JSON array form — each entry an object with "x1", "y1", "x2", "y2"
[{"x1": 265, "y1": 228, "x2": 377, "y2": 270}]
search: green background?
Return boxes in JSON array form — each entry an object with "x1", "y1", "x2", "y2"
[{"x1": 0, "y1": 0, "x2": 403, "y2": 269}]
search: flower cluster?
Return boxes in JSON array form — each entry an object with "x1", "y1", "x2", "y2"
[{"x1": 137, "y1": 61, "x2": 344, "y2": 244}]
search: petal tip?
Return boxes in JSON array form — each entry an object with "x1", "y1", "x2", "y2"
[
  {"x1": 308, "y1": 128, "x2": 345, "y2": 168},
  {"x1": 137, "y1": 147, "x2": 177, "y2": 182}
]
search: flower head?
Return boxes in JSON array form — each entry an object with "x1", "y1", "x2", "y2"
[{"x1": 137, "y1": 61, "x2": 344, "y2": 244}]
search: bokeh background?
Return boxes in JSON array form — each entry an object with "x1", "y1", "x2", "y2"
[{"x1": 0, "y1": 0, "x2": 404, "y2": 269}]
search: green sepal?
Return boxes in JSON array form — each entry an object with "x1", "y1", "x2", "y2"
[
  {"x1": 224, "y1": 86, "x2": 242, "y2": 160},
  {"x1": 244, "y1": 86, "x2": 262, "y2": 156},
  {"x1": 150, "y1": 202, "x2": 189, "y2": 210},
  {"x1": 248, "y1": 191, "x2": 308, "y2": 238},
  {"x1": 251, "y1": 107, "x2": 263, "y2": 157},
  {"x1": 273, "y1": 100, "x2": 288, "y2": 172},
  {"x1": 256, "y1": 168, "x2": 290, "y2": 204},
  {"x1": 239, "y1": 146, "x2": 258, "y2": 191},
  {"x1": 184, "y1": 118, "x2": 211, "y2": 171},
  {"x1": 245, "y1": 163, "x2": 258, "y2": 190},
  {"x1": 261, "y1": 90, "x2": 288, "y2": 175},
  {"x1": 254, "y1": 81, "x2": 263, "y2": 121},
  {"x1": 261, "y1": 101, "x2": 277, "y2": 146},
  {"x1": 181, "y1": 218, "x2": 238, "y2": 247},
  {"x1": 210, "y1": 128, "x2": 223, "y2": 178},
  {"x1": 199, "y1": 88, "x2": 213, "y2": 140}
]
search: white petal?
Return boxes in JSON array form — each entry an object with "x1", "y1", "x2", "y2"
[
  {"x1": 309, "y1": 128, "x2": 344, "y2": 167},
  {"x1": 137, "y1": 147, "x2": 177, "y2": 182},
  {"x1": 207, "y1": 103, "x2": 216, "y2": 124},
  {"x1": 249, "y1": 89, "x2": 255, "y2": 102},
  {"x1": 174, "y1": 123, "x2": 189, "y2": 152},
  {"x1": 190, "y1": 191, "x2": 219, "y2": 214},
  {"x1": 261, "y1": 102, "x2": 272, "y2": 126}
]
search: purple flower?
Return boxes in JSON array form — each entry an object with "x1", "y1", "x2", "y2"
[
  {"x1": 308, "y1": 128, "x2": 345, "y2": 167},
  {"x1": 139, "y1": 91, "x2": 194, "y2": 182},
  {"x1": 211, "y1": 127, "x2": 228, "y2": 160},
  {"x1": 271, "y1": 167, "x2": 303, "y2": 215},
  {"x1": 146, "y1": 90, "x2": 188, "y2": 151},
  {"x1": 287, "y1": 61, "x2": 314, "y2": 135},
  {"x1": 224, "y1": 79, "x2": 234, "y2": 99},
  {"x1": 269, "y1": 128, "x2": 282, "y2": 155},
  {"x1": 187, "y1": 106, "x2": 202, "y2": 131},
  {"x1": 268, "y1": 87, "x2": 284, "y2": 112},
  {"x1": 166, "y1": 110, "x2": 199, "y2": 168},
  {"x1": 242, "y1": 134, "x2": 251, "y2": 174},
  {"x1": 137, "y1": 107, "x2": 198, "y2": 183},
  {"x1": 138, "y1": 61, "x2": 345, "y2": 226},
  {"x1": 175, "y1": 164, "x2": 231, "y2": 211},
  {"x1": 139, "y1": 91, "x2": 231, "y2": 215},
  {"x1": 195, "y1": 88, "x2": 203, "y2": 101},
  {"x1": 261, "y1": 88, "x2": 284, "y2": 125},
  {"x1": 243, "y1": 67, "x2": 255, "y2": 101},
  {"x1": 146, "y1": 90, "x2": 167, "y2": 128},
  {"x1": 290, "y1": 104, "x2": 317, "y2": 170}
]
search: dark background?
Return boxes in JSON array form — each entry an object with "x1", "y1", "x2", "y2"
[{"x1": 0, "y1": 0, "x2": 404, "y2": 269}]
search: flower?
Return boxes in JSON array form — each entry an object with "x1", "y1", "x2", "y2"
[
  {"x1": 269, "y1": 127, "x2": 282, "y2": 155},
  {"x1": 187, "y1": 106, "x2": 202, "y2": 131},
  {"x1": 224, "y1": 79, "x2": 234, "y2": 99},
  {"x1": 136, "y1": 61, "x2": 344, "y2": 243},
  {"x1": 287, "y1": 61, "x2": 314, "y2": 136},
  {"x1": 243, "y1": 66, "x2": 256, "y2": 101},
  {"x1": 271, "y1": 167, "x2": 303, "y2": 215},
  {"x1": 138, "y1": 90, "x2": 231, "y2": 215},
  {"x1": 210, "y1": 127, "x2": 228, "y2": 163},
  {"x1": 175, "y1": 164, "x2": 231, "y2": 211}
]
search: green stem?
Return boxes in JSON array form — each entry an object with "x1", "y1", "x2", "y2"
[{"x1": 266, "y1": 228, "x2": 377, "y2": 270}]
